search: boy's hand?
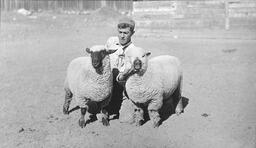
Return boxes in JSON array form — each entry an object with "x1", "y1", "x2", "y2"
[{"x1": 118, "y1": 65, "x2": 136, "y2": 81}]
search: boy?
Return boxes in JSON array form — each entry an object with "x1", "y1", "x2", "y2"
[{"x1": 105, "y1": 17, "x2": 137, "y2": 123}]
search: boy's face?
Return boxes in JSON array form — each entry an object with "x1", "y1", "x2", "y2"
[{"x1": 118, "y1": 27, "x2": 134, "y2": 46}]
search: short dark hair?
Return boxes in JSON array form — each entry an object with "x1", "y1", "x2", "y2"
[
  {"x1": 117, "y1": 17, "x2": 135, "y2": 32},
  {"x1": 118, "y1": 23, "x2": 134, "y2": 32}
]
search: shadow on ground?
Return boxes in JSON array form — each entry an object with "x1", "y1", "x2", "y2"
[
  {"x1": 160, "y1": 96, "x2": 189, "y2": 123},
  {"x1": 139, "y1": 96, "x2": 189, "y2": 126}
]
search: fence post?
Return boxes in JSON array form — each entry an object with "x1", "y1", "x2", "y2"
[
  {"x1": 0, "y1": 0, "x2": 1, "y2": 30},
  {"x1": 225, "y1": 0, "x2": 230, "y2": 30},
  {"x1": 101, "y1": 0, "x2": 106, "y2": 8}
]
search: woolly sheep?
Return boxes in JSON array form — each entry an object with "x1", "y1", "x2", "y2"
[
  {"x1": 63, "y1": 45, "x2": 117, "y2": 128},
  {"x1": 121, "y1": 47, "x2": 183, "y2": 127}
]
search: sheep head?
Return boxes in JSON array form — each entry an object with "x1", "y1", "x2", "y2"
[
  {"x1": 86, "y1": 45, "x2": 117, "y2": 69},
  {"x1": 121, "y1": 46, "x2": 151, "y2": 76}
]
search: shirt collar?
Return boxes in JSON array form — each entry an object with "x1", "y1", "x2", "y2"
[{"x1": 121, "y1": 41, "x2": 132, "y2": 51}]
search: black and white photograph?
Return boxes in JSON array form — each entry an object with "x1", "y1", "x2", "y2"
[{"x1": 0, "y1": 0, "x2": 256, "y2": 147}]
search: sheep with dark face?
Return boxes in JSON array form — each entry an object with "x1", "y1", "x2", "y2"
[
  {"x1": 120, "y1": 47, "x2": 183, "y2": 127},
  {"x1": 63, "y1": 45, "x2": 117, "y2": 128}
]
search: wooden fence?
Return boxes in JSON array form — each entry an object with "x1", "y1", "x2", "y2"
[
  {"x1": 0, "y1": 0, "x2": 133, "y2": 12},
  {"x1": 133, "y1": 0, "x2": 256, "y2": 30},
  {"x1": 1, "y1": 0, "x2": 255, "y2": 30}
]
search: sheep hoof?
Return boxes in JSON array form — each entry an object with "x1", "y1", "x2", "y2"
[
  {"x1": 102, "y1": 118, "x2": 110, "y2": 126},
  {"x1": 63, "y1": 105, "x2": 69, "y2": 115},
  {"x1": 97, "y1": 114, "x2": 110, "y2": 126},
  {"x1": 153, "y1": 121, "x2": 160, "y2": 128},
  {"x1": 152, "y1": 118, "x2": 160, "y2": 128},
  {"x1": 152, "y1": 117, "x2": 160, "y2": 128},
  {"x1": 134, "y1": 108, "x2": 144, "y2": 126},
  {"x1": 135, "y1": 119, "x2": 143, "y2": 126},
  {"x1": 175, "y1": 107, "x2": 183, "y2": 115},
  {"x1": 78, "y1": 118, "x2": 86, "y2": 128}
]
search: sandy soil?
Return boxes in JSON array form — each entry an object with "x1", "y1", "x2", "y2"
[{"x1": 0, "y1": 10, "x2": 256, "y2": 148}]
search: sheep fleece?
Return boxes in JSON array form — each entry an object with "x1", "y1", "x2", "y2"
[
  {"x1": 65, "y1": 56, "x2": 113, "y2": 105},
  {"x1": 126, "y1": 55, "x2": 182, "y2": 105}
]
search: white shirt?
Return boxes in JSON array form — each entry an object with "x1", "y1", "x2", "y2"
[{"x1": 105, "y1": 36, "x2": 135, "y2": 72}]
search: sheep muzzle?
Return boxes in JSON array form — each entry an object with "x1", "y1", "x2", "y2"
[
  {"x1": 91, "y1": 52, "x2": 103, "y2": 68},
  {"x1": 92, "y1": 61, "x2": 101, "y2": 68},
  {"x1": 133, "y1": 58, "x2": 142, "y2": 71}
]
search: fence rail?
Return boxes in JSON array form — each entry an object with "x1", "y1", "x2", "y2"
[
  {"x1": 133, "y1": 0, "x2": 256, "y2": 30},
  {"x1": 0, "y1": 0, "x2": 133, "y2": 12}
]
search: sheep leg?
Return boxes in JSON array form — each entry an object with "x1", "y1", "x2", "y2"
[
  {"x1": 96, "y1": 108, "x2": 109, "y2": 126},
  {"x1": 148, "y1": 99, "x2": 163, "y2": 128},
  {"x1": 78, "y1": 107, "x2": 87, "y2": 128},
  {"x1": 174, "y1": 82, "x2": 183, "y2": 115},
  {"x1": 134, "y1": 107, "x2": 144, "y2": 126},
  {"x1": 100, "y1": 109, "x2": 110, "y2": 126},
  {"x1": 148, "y1": 109, "x2": 160, "y2": 128},
  {"x1": 63, "y1": 87, "x2": 73, "y2": 115},
  {"x1": 78, "y1": 97, "x2": 92, "y2": 128},
  {"x1": 96, "y1": 96, "x2": 110, "y2": 126}
]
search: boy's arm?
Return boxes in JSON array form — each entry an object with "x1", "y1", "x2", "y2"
[
  {"x1": 116, "y1": 72, "x2": 128, "y2": 86},
  {"x1": 116, "y1": 65, "x2": 136, "y2": 86}
]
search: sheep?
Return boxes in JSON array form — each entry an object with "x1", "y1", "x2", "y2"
[
  {"x1": 120, "y1": 47, "x2": 183, "y2": 127},
  {"x1": 63, "y1": 45, "x2": 117, "y2": 128}
]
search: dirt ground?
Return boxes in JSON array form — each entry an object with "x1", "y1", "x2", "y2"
[{"x1": 0, "y1": 10, "x2": 256, "y2": 148}]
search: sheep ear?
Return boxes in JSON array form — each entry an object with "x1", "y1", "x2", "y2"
[
  {"x1": 106, "y1": 49, "x2": 117, "y2": 55},
  {"x1": 143, "y1": 51, "x2": 151, "y2": 57},
  {"x1": 146, "y1": 52, "x2": 151, "y2": 56},
  {"x1": 85, "y1": 48, "x2": 92, "y2": 54}
]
